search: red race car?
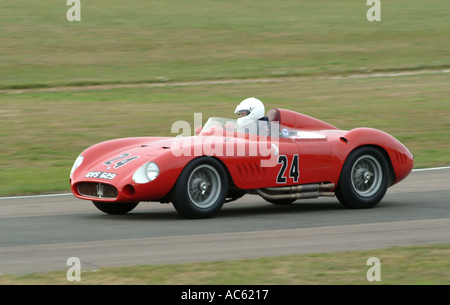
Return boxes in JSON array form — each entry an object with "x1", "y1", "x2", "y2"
[{"x1": 70, "y1": 108, "x2": 413, "y2": 219}]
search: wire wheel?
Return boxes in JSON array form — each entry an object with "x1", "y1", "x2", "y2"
[
  {"x1": 187, "y1": 164, "x2": 221, "y2": 209},
  {"x1": 171, "y1": 157, "x2": 228, "y2": 219},
  {"x1": 351, "y1": 155, "x2": 383, "y2": 198},
  {"x1": 336, "y1": 147, "x2": 389, "y2": 209}
]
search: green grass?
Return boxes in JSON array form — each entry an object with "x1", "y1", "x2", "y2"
[
  {"x1": 1, "y1": 0, "x2": 450, "y2": 88},
  {"x1": 1, "y1": 244, "x2": 450, "y2": 284},
  {"x1": 1, "y1": 72, "x2": 449, "y2": 196}
]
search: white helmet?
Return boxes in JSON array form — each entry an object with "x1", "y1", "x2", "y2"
[{"x1": 234, "y1": 97, "x2": 265, "y2": 126}]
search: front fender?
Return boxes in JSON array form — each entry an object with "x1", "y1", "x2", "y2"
[{"x1": 340, "y1": 128, "x2": 414, "y2": 185}]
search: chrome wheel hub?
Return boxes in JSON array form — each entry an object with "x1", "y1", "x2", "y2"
[
  {"x1": 199, "y1": 181, "x2": 210, "y2": 194},
  {"x1": 364, "y1": 171, "x2": 373, "y2": 183},
  {"x1": 351, "y1": 155, "x2": 382, "y2": 197},
  {"x1": 187, "y1": 164, "x2": 221, "y2": 208}
]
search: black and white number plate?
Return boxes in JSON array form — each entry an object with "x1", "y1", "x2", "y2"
[{"x1": 85, "y1": 171, "x2": 117, "y2": 180}]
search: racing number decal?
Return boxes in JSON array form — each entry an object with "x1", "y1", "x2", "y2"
[
  {"x1": 289, "y1": 154, "x2": 299, "y2": 183},
  {"x1": 113, "y1": 156, "x2": 139, "y2": 169},
  {"x1": 104, "y1": 153, "x2": 139, "y2": 169},
  {"x1": 104, "y1": 153, "x2": 131, "y2": 166},
  {"x1": 277, "y1": 155, "x2": 299, "y2": 184},
  {"x1": 276, "y1": 155, "x2": 288, "y2": 183}
]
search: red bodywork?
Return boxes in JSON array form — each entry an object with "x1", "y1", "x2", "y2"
[{"x1": 70, "y1": 108, "x2": 413, "y2": 203}]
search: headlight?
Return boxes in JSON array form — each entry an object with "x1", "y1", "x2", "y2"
[
  {"x1": 146, "y1": 162, "x2": 159, "y2": 181},
  {"x1": 133, "y1": 162, "x2": 159, "y2": 184},
  {"x1": 70, "y1": 155, "x2": 84, "y2": 175}
]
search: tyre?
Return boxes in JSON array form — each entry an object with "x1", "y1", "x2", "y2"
[
  {"x1": 264, "y1": 198, "x2": 296, "y2": 205},
  {"x1": 336, "y1": 147, "x2": 389, "y2": 209},
  {"x1": 92, "y1": 201, "x2": 139, "y2": 214},
  {"x1": 171, "y1": 157, "x2": 228, "y2": 219}
]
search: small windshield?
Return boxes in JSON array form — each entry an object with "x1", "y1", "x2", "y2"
[
  {"x1": 201, "y1": 117, "x2": 241, "y2": 134},
  {"x1": 201, "y1": 117, "x2": 283, "y2": 138},
  {"x1": 200, "y1": 117, "x2": 327, "y2": 139}
]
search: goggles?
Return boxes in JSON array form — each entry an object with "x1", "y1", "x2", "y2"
[{"x1": 237, "y1": 110, "x2": 250, "y2": 117}]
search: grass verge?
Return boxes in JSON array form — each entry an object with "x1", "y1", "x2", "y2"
[
  {"x1": 1, "y1": 243, "x2": 449, "y2": 284},
  {"x1": 1, "y1": 0, "x2": 450, "y2": 88}
]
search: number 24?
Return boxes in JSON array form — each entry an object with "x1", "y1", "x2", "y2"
[{"x1": 277, "y1": 155, "x2": 299, "y2": 183}]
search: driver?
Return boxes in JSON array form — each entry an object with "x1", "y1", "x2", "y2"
[{"x1": 234, "y1": 97, "x2": 269, "y2": 136}]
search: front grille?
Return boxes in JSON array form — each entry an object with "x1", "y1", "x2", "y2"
[{"x1": 78, "y1": 182, "x2": 118, "y2": 199}]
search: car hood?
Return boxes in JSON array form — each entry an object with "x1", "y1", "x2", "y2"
[{"x1": 74, "y1": 137, "x2": 177, "y2": 178}]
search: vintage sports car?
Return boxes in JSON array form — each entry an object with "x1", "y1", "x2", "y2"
[{"x1": 70, "y1": 108, "x2": 414, "y2": 219}]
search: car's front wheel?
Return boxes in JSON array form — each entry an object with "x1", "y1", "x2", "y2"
[
  {"x1": 336, "y1": 147, "x2": 389, "y2": 209},
  {"x1": 171, "y1": 157, "x2": 228, "y2": 219},
  {"x1": 92, "y1": 201, "x2": 139, "y2": 214}
]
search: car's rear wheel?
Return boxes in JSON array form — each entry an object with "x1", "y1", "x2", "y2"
[
  {"x1": 336, "y1": 147, "x2": 389, "y2": 209},
  {"x1": 92, "y1": 201, "x2": 139, "y2": 215},
  {"x1": 171, "y1": 157, "x2": 228, "y2": 219}
]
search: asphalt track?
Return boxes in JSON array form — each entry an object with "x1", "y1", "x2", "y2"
[{"x1": 0, "y1": 168, "x2": 449, "y2": 275}]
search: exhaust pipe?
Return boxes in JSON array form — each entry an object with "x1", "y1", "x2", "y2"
[
  {"x1": 255, "y1": 182, "x2": 335, "y2": 201},
  {"x1": 263, "y1": 183, "x2": 335, "y2": 193},
  {"x1": 255, "y1": 189, "x2": 335, "y2": 201}
]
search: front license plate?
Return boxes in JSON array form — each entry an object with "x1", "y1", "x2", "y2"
[{"x1": 85, "y1": 171, "x2": 117, "y2": 180}]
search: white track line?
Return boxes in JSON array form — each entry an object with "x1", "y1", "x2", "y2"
[
  {"x1": 0, "y1": 193, "x2": 73, "y2": 200},
  {"x1": 1, "y1": 167, "x2": 448, "y2": 200},
  {"x1": 325, "y1": 69, "x2": 450, "y2": 80},
  {"x1": 412, "y1": 166, "x2": 450, "y2": 172}
]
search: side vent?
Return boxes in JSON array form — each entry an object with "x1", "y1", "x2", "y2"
[
  {"x1": 236, "y1": 163, "x2": 266, "y2": 182},
  {"x1": 340, "y1": 137, "x2": 349, "y2": 144},
  {"x1": 396, "y1": 151, "x2": 406, "y2": 166}
]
